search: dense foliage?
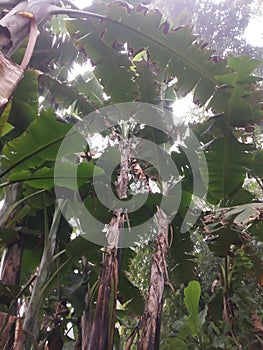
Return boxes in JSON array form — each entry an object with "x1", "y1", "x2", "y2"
[{"x1": 0, "y1": 0, "x2": 262, "y2": 349}]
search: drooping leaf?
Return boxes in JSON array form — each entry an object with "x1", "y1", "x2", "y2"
[
  {"x1": 23, "y1": 186, "x2": 54, "y2": 209},
  {"x1": 38, "y1": 74, "x2": 100, "y2": 115},
  {"x1": 221, "y1": 203, "x2": 263, "y2": 227},
  {"x1": 208, "y1": 227, "x2": 242, "y2": 257},
  {"x1": 134, "y1": 60, "x2": 160, "y2": 103},
  {"x1": 6, "y1": 160, "x2": 103, "y2": 190},
  {"x1": 8, "y1": 168, "x2": 54, "y2": 190},
  {"x1": 67, "y1": 19, "x2": 136, "y2": 103},
  {"x1": 205, "y1": 130, "x2": 253, "y2": 205},
  {"x1": 227, "y1": 55, "x2": 262, "y2": 83},
  {"x1": 66, "y1": 2, "x2": 228, "y2": 106},
  {"x1": 58, "y1": 160, "x2": 105, "y2": 189},
  {"x1": 65, "y1": 236, "x2": 101, "y2": 264},
  {"x1": 1, "y1": 110, "x2": 71, "y2": 178},
  {"x1": 169, "y1": 230, "x2": 196, "y2": 284},
  {"x1": 72, "y1": 71, "x2": 105, "y2": 107},
  {"x1": 29, "y1": 31, "x2": 79, "y2": 71},
  {"x1": 226, "y1": 187, "x2": 255, "y2": 206},
  {"x1": 211, "y1": 56, "x2": 263, "y2": 126}
]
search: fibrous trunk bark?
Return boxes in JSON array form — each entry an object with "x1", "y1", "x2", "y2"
[
  {"x1": 137, "y1": 209, "x2": 169, "y2": 350},
  {"x1": 0, "y1": 185, "x2": 24, "y2": 350},
  {"x1": 79, "y1": 260, "x2": 94, "y2": 350},
  {"x1": 0, "y1": 52, "x2": 24, "y2": 113},
  {"x1": 84, "y1": 139, "x2": 130, "y2": 349},
  {"x1": 23, "y1": 202, "x2": 62, "y2": 349},
  {"x1": 0, "y1": 236, "x2": 24, "y2": 350},
  {"x1": 87, "y1": 246, "x2": 119, "y2": 350}
]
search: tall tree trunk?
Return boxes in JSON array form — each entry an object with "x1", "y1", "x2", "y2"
[
  {"x1": 79, "y1": 260, "x2": 94, "y2": 350},
  {"x1": 0, "y1": 236, "x2": 24, "y2": 350},
  {"x1": 0, "y1": 237, "x2": 24, "y2": 284},
  {"x1": 0, "y1": 185, "x2": 24, "y2": 350},
  {"x1": 82, "y1": 212, "x2": 123, "y2": 350},
  {"x1": 23, "y1": 201, "x2": 62, "y2": 349},
  {"x1": 137, "y1": 209, "x2": 169, "y2": 350},
  {"x1": 88, "y1": 246, "x2": 119, "y2": 350},
  {"x1": 84, "y1": 138, "x2": 130, "y2": 349},
  {"x1": 80, "y1": 308, "x2": 91, "y2": 350}
]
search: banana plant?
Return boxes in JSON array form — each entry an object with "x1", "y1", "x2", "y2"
[{"x1": 0, "y1": 1, "x2": 262, "y2": 349}]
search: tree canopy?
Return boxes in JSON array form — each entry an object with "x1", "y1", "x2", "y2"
[{"x1": 0, "y1": 0, "x2": 262, "y2": 349}]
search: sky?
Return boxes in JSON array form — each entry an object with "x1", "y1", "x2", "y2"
[{"x1": 244, "y1": 16, "x2": 263, "y2": 46}]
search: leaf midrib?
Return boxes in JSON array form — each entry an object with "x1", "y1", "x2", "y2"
[
  {"x1": 65, "y1": 8, "x2": 219, "y2": 86},
  {"x1": 0, "y1": 135, "x2": 66, "y2": 179}
]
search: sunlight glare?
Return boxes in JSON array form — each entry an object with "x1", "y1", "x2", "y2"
[
  {"x1": 173, "y1": 94, "x2": 194, "y2": 121},
  {"x1": 243, "y1": 16, "x2": 263, "y2": 47},
  {"x1": 68, "y1": 61, "x2": 94, "y2": 81},
  {"x1": 73, "y1": 0, "x2": 92, "y2": 9}
]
